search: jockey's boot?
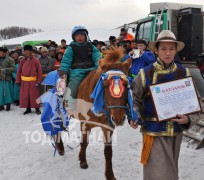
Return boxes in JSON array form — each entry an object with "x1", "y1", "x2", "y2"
[
  {"x1": 5, "y1": 104, "x2": 10, "y2": 111},
  {"x1": 35, "y1": 108, "x2": 41, "y2": 115},
  {"x1": 23, "y1": 108, "x2": 31, "y2": 115},
  {"x1": 55, "y1": 134, "x2": 65, "y2": 156},
  {"x1": 0, "y1": 106, "x2": 4, "y2": 111}
]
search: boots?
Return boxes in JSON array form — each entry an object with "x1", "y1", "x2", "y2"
[
  {"x1": 35, "y1": 108, "x2": 41, "y2": 115},
  {"x1": 0, "y1": 106, "x2": 4, "y2": 111},
  {"x1": 23, "y1": 108, "x2": 31, "y2": 115},
  {"x1": 14, "y1": 100, "x2": 19, "y2": 106},
  {"x1": 54, "y1": 134, "x2": 65, "y2": 156},
  {"x1": 5, "y1": 104, "x2": 10, "y2": 111}
]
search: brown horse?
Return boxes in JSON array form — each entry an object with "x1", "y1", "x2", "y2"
[{"x1": 57, "y1": 47, "x2": 132, "y2": 180}]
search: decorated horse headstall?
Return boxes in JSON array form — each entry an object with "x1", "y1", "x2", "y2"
[{"x1": 90, "y1": 70, "x2": 138, "y2": 127}]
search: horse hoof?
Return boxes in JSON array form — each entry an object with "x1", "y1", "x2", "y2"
[
  {"x1": 58, "y1": 150, "x2": 65, "y2": 156},
  {"x1": 106, "y1": 176, "x2": 116, "y2": 180},
  {"x1": 80, "y1": 162, "x2": 88, "y2": 169}
]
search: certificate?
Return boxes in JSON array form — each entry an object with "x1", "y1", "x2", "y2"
[{"x1": 149, "y1": 77, "x2": 201, "y2": 121}]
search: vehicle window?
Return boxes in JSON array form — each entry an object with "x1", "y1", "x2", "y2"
[
  {"x1": 138, "y1": 23, "x2": 144, "y2": 39},
  {"x1": 137, "y1": 21, "x2": 152, "y2": 41},
  {"x1": 143, "y1": 21, "x2": 151, "y2": 41}
]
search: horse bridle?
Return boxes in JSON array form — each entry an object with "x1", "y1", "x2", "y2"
[{"x1": 102, "y1": 70, "x2": 132, "y2": 128}]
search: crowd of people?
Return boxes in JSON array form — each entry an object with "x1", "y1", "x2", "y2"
[{"x1": 0, "y1": 27, "x2": 156, "y2": 114}]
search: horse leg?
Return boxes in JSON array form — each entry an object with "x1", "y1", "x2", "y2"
[
  {"x1": 102, "y1": 128, "x2": 116, "y2": 180},
  {"x1": 79, "y1": 122, "x2": 91, "y2": 169},
  {"x1": 53, "y1": 133, "x2": 64, "y2": 156}
]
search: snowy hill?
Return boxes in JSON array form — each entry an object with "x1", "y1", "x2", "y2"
[{"x1": 0, "y1": 29, "x2": 120, "y2": 46}]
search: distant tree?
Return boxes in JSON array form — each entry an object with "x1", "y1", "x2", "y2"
[{"x1": 0, "y1": 26, "x2": 43, "y2": 40}]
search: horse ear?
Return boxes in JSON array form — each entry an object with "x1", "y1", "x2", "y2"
[{"x1": 123, "y1": 58, "x2": 132, "y2": 70}]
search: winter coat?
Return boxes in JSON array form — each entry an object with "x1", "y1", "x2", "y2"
[
  {"x1": 39, "y1": 56, "x2": 55, "y2": 74},
  {"x1": 59, "y1": 40, "x2": 101, "y2": 99},
  {"x1": 60, "y1": 41, "x2": 100, "y2": 70},
  {"x1": 0, "y1": 56, "x2": 15, "y2": 81},
  {"x1": 130, "y1": 51, "x2": 155, "y2": 76}
]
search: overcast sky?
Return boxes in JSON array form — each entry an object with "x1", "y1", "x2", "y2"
[{"x1": 0, "y1": 0, "x2": 203, "y2": 31}]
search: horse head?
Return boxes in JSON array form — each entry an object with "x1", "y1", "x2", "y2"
[{"x1": 97, "y1": 47, "x2": 132, "y2": 127}]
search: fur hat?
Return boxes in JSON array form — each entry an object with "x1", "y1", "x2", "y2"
[
  {"x1": 15, "y1": 46, "x2": 22, "y2": 50},
  {"x1": 101, "y1": 46, "x2": 107, "y2": 51},
  {"x1": 148, "y1": 30, "x2": 185, "y2": 52},
  {"x1": 1, "y1": 47, "x2": 8, "y2": 52},
  {"x1": 18, "y1": 56, "x2": 24, "y2": 61},
  {"x1": 41, "y1": 47, "x2": 48, "y2": 52},
  {"x1": 24, "y1": 45, "x2": 33, "y2": 51}
]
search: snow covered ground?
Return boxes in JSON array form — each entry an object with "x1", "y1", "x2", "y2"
[{"x1": 0, "y1": 105, "x2": 204, "y2": 180}]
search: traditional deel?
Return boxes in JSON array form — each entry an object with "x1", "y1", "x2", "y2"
[
  {"x1": 91, "y1": 70, "x2": 138, "y2": 127},
  {"x1": 139, "y1": 59, "x2": 190, "y2": 136}
]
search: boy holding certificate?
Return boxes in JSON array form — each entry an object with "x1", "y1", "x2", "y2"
[{"x1": 130, "y1": 30, "x2": 199, "y2": 180}]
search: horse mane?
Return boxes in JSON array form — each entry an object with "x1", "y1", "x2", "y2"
[
  {"x1": 99, "y1": 46, "x2": 130, "y2": 75},
  {"x1": 102, "y1": 46, "x2": 125, "y2": 64}
]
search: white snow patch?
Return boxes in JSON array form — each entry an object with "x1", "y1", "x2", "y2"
[{"x1": 0, "y1": 105, "x2": 203, "y2": 180}]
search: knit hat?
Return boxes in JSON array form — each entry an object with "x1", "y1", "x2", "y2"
[
  {"x1": 41, "y1": 47, "x2": 48, "y2": 52},
  {"x1": 148, "y1": 30, "x2": 185, "y2": 52},
  {"x1": 24, "y1": 45, "x2": 33, "y2": 51},
  {"x1": 49, "y1": 46, "x2": 56, "y2": 52}
]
